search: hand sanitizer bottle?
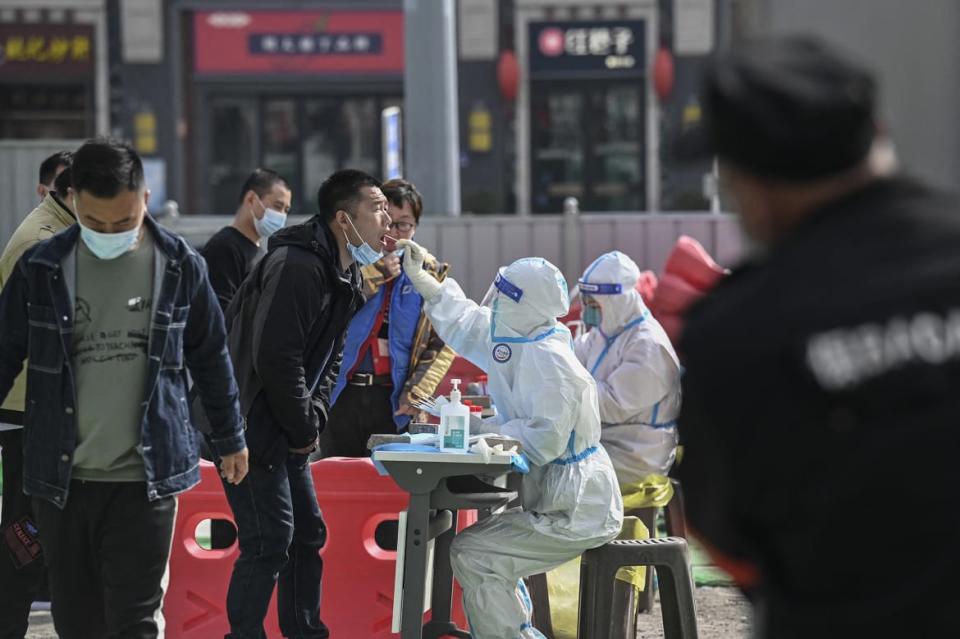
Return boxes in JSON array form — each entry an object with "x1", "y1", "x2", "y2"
[{"x1": 440, "y1": 379, "x2": 470, "y2": 452}]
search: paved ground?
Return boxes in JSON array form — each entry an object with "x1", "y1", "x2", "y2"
[
  {"x1": 25, "y1": 587, "x2": 752, "y2": 638},
  {"x1": 637, "y1": 586, "x2": 752, "y2": 638}
]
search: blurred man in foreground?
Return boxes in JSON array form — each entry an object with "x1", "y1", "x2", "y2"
[{"x1": 678, "y1": 36, "x2": 960, "y2": 637}]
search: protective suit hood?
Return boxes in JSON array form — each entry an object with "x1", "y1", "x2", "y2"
[
  {"x1": 579, "y1": 251, "x2": 647, "y2": 336},
  {"x1": 488, "y1": 258, "x2": 570, "y2": 338}
]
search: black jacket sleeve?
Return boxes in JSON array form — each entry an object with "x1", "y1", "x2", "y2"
[
  {"x1": 252, "y1": 249, "x2": 324, "y2": 449},
  {"x1": 0, "y1": 257, "x2": 29, "y2": 406},
  {"x1": 311, "y1": 344, "x2": 343, "y2": 430}
]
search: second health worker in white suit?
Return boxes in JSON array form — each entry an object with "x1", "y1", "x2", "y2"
[{"x1": 574, "y1": 251, "x2": 682, "y2": 487}]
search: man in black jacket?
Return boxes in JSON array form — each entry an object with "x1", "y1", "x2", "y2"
[
  {"x1": 678, "y1": 37, "x2": 960, "y2": 637},
  {"x1": 220, "y1": 169, "x2": 391, "y2": 639}
]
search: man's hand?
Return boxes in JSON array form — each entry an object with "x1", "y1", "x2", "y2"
[
  {"x1": 220, "y1": 448, "x2": 249, "y2": 485},
  {"x1": 379, "y1": 253, "x2": 402, "y2": 280},
  {"x1": 290, "y1": 437, "x2": 319, "y2": 455},
  {"x1": 395, "y1": 403, "x2": 420, "y2": 417}
]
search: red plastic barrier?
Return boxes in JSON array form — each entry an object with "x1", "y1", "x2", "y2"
[
  {"x1": 164, "y1": 459, "x2": 473, "y2": 638},
  {"x1": 637, "y1": 270, "x2": 658, "y2": 307},
  {"x1": 663, "y1": 236, "x2": 727, "y2": 291},
  {"x1": 437, "y1": 357, "x2": 485, "y2": 397},
  {"x1": 655, "y1": 312, "x2": 686, "y2": 346},
  {"x1": 164, "y1": 461, "x2": 279, "y2": 638},
  {"x1": 313, "y1": 458, "x2": 473, "y2": 637},
  {"x1": 649, "y1": 272, "x2": 704, "y2": 316}
]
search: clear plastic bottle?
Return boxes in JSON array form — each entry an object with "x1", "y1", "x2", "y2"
[
  {"x1": 476, "y1": 374, "x2": 489, "y2": 396},
  {"x1": 440, "y1": 379, "x2": 470, "y2": 452}
]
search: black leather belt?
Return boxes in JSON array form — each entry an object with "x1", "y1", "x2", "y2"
[{"x1": 348, "y1": 373, "x2": 393, "y2": 387}]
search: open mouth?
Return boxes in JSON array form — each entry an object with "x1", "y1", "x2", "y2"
[{"x1": 382, "y1": 234, "x2": 398, "y2": 252}]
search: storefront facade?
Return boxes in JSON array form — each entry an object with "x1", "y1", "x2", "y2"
[
  {"x1": 516, "y1": 1, "x2": 660, "y2": 214},
  {"x1": 0, "y1": 1, "x2": 105, "y2": 140},
  {"x1": 181, "y1": 5, "x2": 403, "y2": 215}
]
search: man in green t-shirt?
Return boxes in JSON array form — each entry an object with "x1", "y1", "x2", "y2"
[{"x1": 0, "y1": 139, "x2": 248, "y2": 639}]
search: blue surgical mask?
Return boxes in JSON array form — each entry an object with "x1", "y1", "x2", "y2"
[
  {"x1": 74, "y1": 197, "x2": 141, "y2": 260},
  {"x1": 394, "y1": 247, "x2": 405, "y2": 259},
  {"x1": 582, "y1": 305, "x2": 601, "y2": 328},
  {"x1": 343, "y1": 214, "x2": 383, "y2": 266},
  {"x1": 252, "y1": 198, "x2": 287, "y2": 238}
]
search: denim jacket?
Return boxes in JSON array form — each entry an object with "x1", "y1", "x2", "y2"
[{"x1": 0, "y1": 215, "x2": 245, "y2": 508}]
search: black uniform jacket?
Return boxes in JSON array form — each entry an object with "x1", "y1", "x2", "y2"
[{"x1": 679, "y1": 177, "x2": 960, "y2": 638}]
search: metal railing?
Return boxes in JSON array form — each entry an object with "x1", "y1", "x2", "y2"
[{"x1": 160, "y1": 198, "x2": 744, "y2": 301}]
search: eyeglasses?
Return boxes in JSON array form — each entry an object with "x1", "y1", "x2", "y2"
[{"x1": 388, "y1": 221, "x2": 416, "y2": 232}]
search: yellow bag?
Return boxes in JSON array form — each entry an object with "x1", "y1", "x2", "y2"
[{"x1": 621, "y1": 473, "x2": 674, "y2": 511}]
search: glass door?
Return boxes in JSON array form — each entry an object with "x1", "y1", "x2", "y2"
[
  {"x1": 261, "y1": 98, "x2": 301, "y2": 202},
  {"x1": 302, "y1": 97, "x2": 381, "y2": 210},
  {"x1": 530, "y1": 88, "x2": 585, "y2": 213},
  {"x1": 530, "y1": 80, "x2": 645, "y2": 212},
  {"x1": 207, "y1": 96, "x2": 258, "y2": 215},
  {"x1": 203, "y1": 92, "x2": 400, "y2": 216}
]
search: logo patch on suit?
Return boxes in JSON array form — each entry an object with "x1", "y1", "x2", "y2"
[
  {"x1": 492, "y1": 343, "x2": 512, "y2": 363},
  {"x1": 402, "y1": 285, "x2": 413, "y2": 295}
]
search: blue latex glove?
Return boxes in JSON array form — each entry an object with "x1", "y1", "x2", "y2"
[{"x1": 511, "y1": 452, "x2": 530, "y2": 475}]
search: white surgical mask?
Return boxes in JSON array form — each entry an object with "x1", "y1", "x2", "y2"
[
  {"x1": 74, "y1": 197, "x2": 141, "y2": 260},
  {"x1": 251, "y1": 196, "x2": 287, "y2": 238},
  {"x1": 343, "y1": 214, "x2": 383, "y2": 266}
]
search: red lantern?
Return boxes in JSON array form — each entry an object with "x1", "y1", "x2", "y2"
[
  {"x1": 497, "y1": 50, "x2": 520, "y2": 103},
  {"x1": 653, "y1": 47, "x2": 675, "y2": 101}
]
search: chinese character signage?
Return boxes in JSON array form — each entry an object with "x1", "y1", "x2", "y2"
[
  {"x1": 528, "y1": 21, "x2": 645, "y2": 78},
  {"x1": 194, "y1": 11, "x2": 403, "y2": 74},
  {"x1": 0, "y1": 24, "x2": 93, "y2": 77},
  {"x1": 249, "y1": 33, "x2": 382, "y2": 56}
]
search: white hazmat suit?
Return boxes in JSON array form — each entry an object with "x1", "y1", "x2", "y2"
[
  {"x1": 574, "y1": 251, "x2": 682, "y2": 485},
  {"x1": 398, "y1": 241, "x2": 623, "y2": 639}
]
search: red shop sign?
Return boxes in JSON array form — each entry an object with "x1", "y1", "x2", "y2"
[{"x1": 193, "y1": 10, "x2": 404, "y2": 75}]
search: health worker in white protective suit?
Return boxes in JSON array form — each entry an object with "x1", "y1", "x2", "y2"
[
  {"x1": 397, "y1": 239, "x2": 624, "y2": 639},
  {"x1": 574, "y1": 251, "x2": 682, "y2": 488}
]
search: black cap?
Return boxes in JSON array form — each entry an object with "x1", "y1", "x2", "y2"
[{"x1": 688, "y1": 36, "x2": 877, "y2": 182}]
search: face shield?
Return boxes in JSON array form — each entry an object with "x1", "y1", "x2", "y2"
[
  {"x1": 577, "y1": 281, "x2": 623, "y2": 296},
  {"x1": 481, "y1": 269, "x2": 524, "y2": 309},
  {"x1": 578, "y1": 281, "x2": 624, "y2": 330}
]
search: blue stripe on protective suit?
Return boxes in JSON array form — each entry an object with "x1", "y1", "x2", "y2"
[
  {"x1": 589, "y1": 311, "x2": 650, "y2": 375},
  {"x1": 551, "y1": 432, "x2": 599, "y2": 466}
]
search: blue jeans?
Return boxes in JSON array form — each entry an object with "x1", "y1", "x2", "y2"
[{"x1": 221, "y1": 453, "x2": 329, "y2": 639}]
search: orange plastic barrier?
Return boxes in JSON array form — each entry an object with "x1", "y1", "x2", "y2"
[{"x1": 164, "y1": 458, "x2": 473, "y2": 638}]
